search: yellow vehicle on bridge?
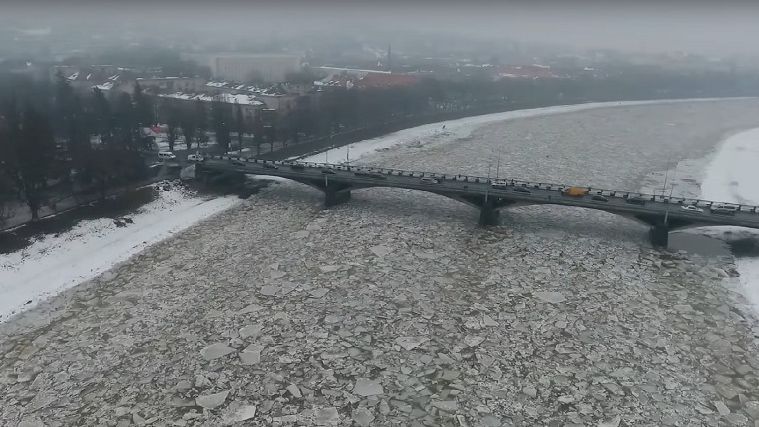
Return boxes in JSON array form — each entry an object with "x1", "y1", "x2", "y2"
[{"x1": 562, "y1": 186, "x2": 590, "y2": 197}]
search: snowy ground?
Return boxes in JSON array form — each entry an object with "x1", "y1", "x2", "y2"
[
  {"x1": 4, "y1": 99, "x2": 759, "y2": 426},
  {"x1": 0, "y1": 183, "x2": 239, "y2": 322},
  {"x1": 699, "y1": 127, "x2": 759, "y2": 314}
]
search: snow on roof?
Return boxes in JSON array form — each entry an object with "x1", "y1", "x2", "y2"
[
  {"x1": 318, "y1": 66, "x2": 391, "y2": 75},
  {"x1": 93, "y1": 82, "x2": 115, "y2": 91},
  {"x1": 67, "y1": 72, "x2": 79, "y2": 81},
  {"x1": 158, "y1": 92, "x2": 264, "y2": 106},
  {"x1": 205, "y1": 81, "x2": 289, "y2": 96}
]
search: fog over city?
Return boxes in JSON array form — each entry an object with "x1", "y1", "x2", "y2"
[{"x1": 3, "y1": 1, "x2": 759, "y2": 57}]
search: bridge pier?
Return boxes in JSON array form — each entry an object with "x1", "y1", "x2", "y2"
[
  {"x1": 649, "y1": 223, "x2": 669, "y2": 248},
  {"x1": 478, "y1": 203, "x2": 500, "y2": 226},
  {"x1": 324, "y1": 189, "x2": 351, "y2": 207}
]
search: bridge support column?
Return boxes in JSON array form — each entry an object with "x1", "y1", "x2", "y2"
[
  {"x1": 324, "y1": 188, "x2": 351, "y2": 207},
  {"x1": 478, "y1": 202, "x2": 500, "y2": 226},
  {"x1": 649, "y1": 224, "x2": 669, "y2": 248}
]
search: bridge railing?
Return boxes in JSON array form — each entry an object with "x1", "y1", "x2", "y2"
[{"x1": 205, "y1": 155, "x2": 759, "y2": 212}]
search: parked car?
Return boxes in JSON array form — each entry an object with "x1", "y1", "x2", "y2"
[
  {"x1": 420, "y1": 177, "x2": 439, "y2": 184},
  {"x1": 187, "y1": 153, "x2": 203, "y2": 162},
  {"x1": 680, "y1": 205, "x2": 704, "y2": 213},
  {"x1": 158, "y1": 151, "x2": 176, "y2": 161}
]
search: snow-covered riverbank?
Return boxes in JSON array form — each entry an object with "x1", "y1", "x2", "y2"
[
  {"x1": 0, "y1": 183, "x2": 239, "y2": 321},
  {"x1": 700, "y1": 127, "x2": 759, "y2": 314}
]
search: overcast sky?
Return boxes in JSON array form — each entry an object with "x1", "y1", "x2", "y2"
[{"x1": 5, "y1": 1, "x2": 759, "y2": 57}]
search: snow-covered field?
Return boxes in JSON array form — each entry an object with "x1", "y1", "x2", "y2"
[
  {"x1": 0, "y1": 184, "x2": 239, "y2": 321},
  {"x1": 700, "y1": 127, "x2": 759, "y2": 313}
]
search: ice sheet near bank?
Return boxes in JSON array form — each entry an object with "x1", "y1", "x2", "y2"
[
  {"x1": 700, "y1": 127, "x2": 759, "y2": 314},
  {"x1": 0, "y1": 184, "x2": 239, "y2": 321}
]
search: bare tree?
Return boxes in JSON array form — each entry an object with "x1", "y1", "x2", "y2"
[{"x1": 166, "y1": 107, "x2": 180, "y2": 152}]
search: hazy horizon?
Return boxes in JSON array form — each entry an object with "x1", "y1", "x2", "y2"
[{"x1": 3, "y1": 1, "x2": 759, "y2": 58}]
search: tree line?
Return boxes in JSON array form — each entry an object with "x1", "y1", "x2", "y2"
[
  {"x1": 0, "y1": 74, "x2": 157, "y2": 221},
  {"x1": 162, "y1": 98, "x2": 246, "y2": 154}
]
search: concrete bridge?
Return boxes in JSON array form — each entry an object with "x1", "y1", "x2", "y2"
[{"x1": 198, "y1": 155, "x2": 759, "y2": 247}]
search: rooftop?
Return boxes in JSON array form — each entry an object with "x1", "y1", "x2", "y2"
[
  {"x1": 157, "y1": 92, "x2": 264, "y2": 106},
  {"x1": 204, "y1": 81, "x2": 289, "y2": 96}
]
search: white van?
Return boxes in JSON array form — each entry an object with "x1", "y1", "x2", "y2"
[
  {"x1": 158, "y1": 151, "x2": 177, "y2": 161},
  {"x1": 711, "y1": 204, "x2": 738, "y2": 215}
]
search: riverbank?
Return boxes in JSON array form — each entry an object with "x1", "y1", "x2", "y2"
[
  {"x1": 700, "y1": 127, "x2": 759, "y2": 315},
  {"x1": 0, "y1": 182, "x2": 239, "y2": 321}
]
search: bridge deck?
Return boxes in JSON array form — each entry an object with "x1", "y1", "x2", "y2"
[{"x1": 200, "y1": 155, "x2": 759, "y2": 231}]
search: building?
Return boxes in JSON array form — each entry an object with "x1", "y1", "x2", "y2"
[
  {"x1": 355, "y1": 73, "x2": 419, "y2": 89},
  {"x1": 314, "y1": 69, "x2": 419, "y2": 90},
  {"x1": 202, "y1": 81, "x2": 307, "y2": 113},
  {"x1": 209, "y1": 54, "x2": 302, "y2": 83},
  {"x1": 155, "y1": 92, "x2": 265, "y2": 127}
]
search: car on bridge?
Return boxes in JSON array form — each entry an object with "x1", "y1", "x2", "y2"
[
  {"x1": 263, "y1": 163, "x2": 279, "y2": 169},
  {"x1": 592, "y1": 195, "x2": 609, "y2": 202},
  {"x1": 513, "y1": 187, "x2": 531, "y2": 194},
  {"x1": 681, "y1": 205, "x2": 704, "y2": 213},
  {"x1": 562, "y1": 186, "x2": 590, "y2": 197},
  {"x1": 625, "y1": 196, "x2": 647, "y2": 205},
  {"x1": 355, "y1": 171, "x2": 386, "y2": 180},
  {"x1": 321, "y1": 168, "x2": 336, "y2": 174},
  {"x1": 711, "y1": 204, "x2": 738, "y2": 215},
  {"x1": 420, "y1": 177, "x2": 439, "y2": 184},
  {"x1": 491, "y1": 180, "x2": 509, "y2": 189},
  {"x1": 290, "y1": 164, "x2": 305, "y2": 170}
]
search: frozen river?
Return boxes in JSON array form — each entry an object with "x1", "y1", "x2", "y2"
[{"x1": 4, "y1": 98, "x2": 759, "y2": 426}]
